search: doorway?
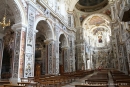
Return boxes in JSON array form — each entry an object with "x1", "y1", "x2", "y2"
[{"x1": 1, "y1": 30, "x2": 14, "y2": 79}]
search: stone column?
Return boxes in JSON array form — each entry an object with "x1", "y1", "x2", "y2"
[
  {"x1": 24, "y1": 2, "x2": 36, "y2": 77},
  {"x1": 10, "y1": 23, "x2": 27, "y2": 84},
  {"x1": 69, "y1": 38, "x2": 76, "y2": 72},
  {"x1": 44, "y1": 39, "x2": 55, "y2": 74},
  {"x1": 72, "y1": 39, "x2": 76, "y2": 72},
  {"x1": 62, "y1": 46, "x2": 69, "y2": 72},
  {"x1": 0, "y1": 33, "x2": 4, "y2": 79},
  {"x1": 54, "y1": 25, "x2": 59, "y2": 75}
]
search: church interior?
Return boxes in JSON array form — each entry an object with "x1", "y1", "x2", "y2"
[{"x1": 0, "y1": 0, "x2": 130, "y2": 87}]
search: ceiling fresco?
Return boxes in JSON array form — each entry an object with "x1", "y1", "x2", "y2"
[{"x1": 89, "y1": 16, "x2": 105, "y2": 25}]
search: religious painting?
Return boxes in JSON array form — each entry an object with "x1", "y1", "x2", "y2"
[
  {"x1": 98, "y1": 36, "x2": 102, "y2": 43},
  {"x1": 89, "y1": 16, "x2": 105, "y2": 26}
]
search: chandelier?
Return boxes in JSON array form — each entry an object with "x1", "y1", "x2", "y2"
[{"x1": 0, "y1": 0, "x2": 10, "y2": 29}]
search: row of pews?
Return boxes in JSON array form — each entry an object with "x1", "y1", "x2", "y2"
[
  {"x1": 111, "y1": 70, "x2": 130, "y2": 87},
  {"x1": 76, "y1": 69, "x2": 109, "y2": 87},
  {"x1": 36, "y1": 70, "x2": 94, "y2": 86},
  {"x1": 1, "y1": 70, "x2": 94, "y2": 87},
  {"x1": 76, "y1": 69, "x2": 130, "y2": 87}
]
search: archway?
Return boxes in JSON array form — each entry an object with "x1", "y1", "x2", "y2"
[
  {"x1": 1, "y1": 29, "x2": 14, "y2": 79},
  {"x1": 82, "y1": 13, "x2": 111, "y2": 69},
  {"x1": 35, "y1": 20, "x2": 53, "y2": 76},
  {"x1": 59, "y1": 34, "x2": 67, "y2": 74},
  {"x1": 0, "y1": 0, "x2": 25, "y2": 79}
]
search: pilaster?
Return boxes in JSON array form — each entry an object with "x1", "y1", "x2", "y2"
[
  {"x1": 24, "y1": 2, "x2": 36, "y2": 77},
  {"x1": 61, "y1": 46, "x2": 69, "y2": 72},
  {"x1": 10, "y1": 23, "x2": 27, "y2": 84},
  {"x1": 44, "y1": 39, "x2": 55, "y2": 74}
]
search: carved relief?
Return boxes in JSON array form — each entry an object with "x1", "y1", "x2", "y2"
[
  {"x1": 25, "y1": 54, "x2": 33, "y2": 77},
  {"x1": 55, "y1": 26, "x2": 59, "y2": 74},
  {"x1": 12, "y1": 31, "x2": 21, "y2": 78},
  {"x1": 64, "y1": 49, "x2": 68, "y2": 72},
  {"x1": 48, "y1": 43, "x2": 53, "y2": 74},
  {"x1": 24, "y1": 4, "x2": 36, "y2": 77}
]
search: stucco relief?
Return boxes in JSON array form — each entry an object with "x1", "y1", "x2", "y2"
[
  {"x1": 24, "y1": 4, "x2": 36, "y2": 77},
  {"x1": 12, "y1": 31, "x2": 21, "y2": 78}
]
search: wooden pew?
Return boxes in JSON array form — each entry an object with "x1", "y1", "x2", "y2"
[
  {"x1": 85, "y1": 71, "x2": 108, "y2": 85},
  {"x1": 4, "y1": 84, "x2": 25, "y2": 87},
  {"x1": 75, "y1": 85, "x2": 107, "y2": 87},
  {"x1": 39, "y1": 70, "x2": 94, "y2": 87},
  {"x1": 117, "y1": 86, "x2": 130, "y2": 87},
  {"x1": 0, "y1": 80, "x2": 10, "y2": 85}
]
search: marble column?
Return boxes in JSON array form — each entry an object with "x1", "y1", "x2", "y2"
[
  {"x1": 10, "y1": 23, "x2": 27, "y2": 84},
  {"x1": 0, "y1": 33, "x2": 4, "y2": 79},
  {"x1": 44, "y1": 39, "x2": 55, "y2": 74},
  {"x1": 24, "y1": 2, "x2": 36, "y2": 77},
  {"x1": 62, "y1": 46, "x2": 69, "y2": 72},
  {"x1": 54, "y1": 25, "x2": 59, "y2": 74}
]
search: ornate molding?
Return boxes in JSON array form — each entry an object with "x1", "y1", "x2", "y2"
[
  {"x1": 12, "y1": 23, "x2": 27, "y2": 31},
  {"x1": 44, "y1": 38, "x2": 55, "y2": 44},
  {"x1": 61, "y1": 46, "x2": 69, "y2": 50},
  {"x1": 37, "y1": 0, "x2": 76, "y2": 32}
]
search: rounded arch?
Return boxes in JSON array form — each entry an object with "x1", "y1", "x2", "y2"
[
  {"x1": 8, "y1": 0, "x2": 26, "y2": 24},
  {"x1": 59, "y1": 33, "x2": 68, "y2": 47},
  {"x1": 82, "y1": 13, "x2": 111, "y2": 27},
  {"x1": 82, "y1": 13, "x2": 111, "y2": 37},
  {"x1": 34, "y1": 16, "x2": 54, "y2": 40}
]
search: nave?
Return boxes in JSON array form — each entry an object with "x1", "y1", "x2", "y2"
[
  {"x1": 0, "y1": 69, "x2": 130, "y2": 87},
  {"x1": 0, "y1": 0, "x2": 130, "y2": 87}
]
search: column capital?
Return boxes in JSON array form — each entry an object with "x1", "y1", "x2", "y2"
[
  {"x1": 11, "y1": 23, "x2": 27, "y2": 31},
  {"x1": 44, "y1": 38, "x2": 55, "y2": 44},
  {"x1": 61, "y1": 46, "x2": 69, "y2": 50}
]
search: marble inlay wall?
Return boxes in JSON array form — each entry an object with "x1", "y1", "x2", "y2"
[{"x1": 24, "y1": 4, "x2": 36, "y2": 77}]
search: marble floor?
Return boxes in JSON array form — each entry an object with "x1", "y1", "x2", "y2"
[{"x1": 62, "y1": 71, "x2": 115, "y2": 87}]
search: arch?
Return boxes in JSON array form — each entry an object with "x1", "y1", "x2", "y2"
[
  {"x1": 82, "y1": 13, "x2": 111, "y2": 27},
  {"x1": 34, "y1": 16, "x2": 54, "y2": 40},
  {"x1": 8, "y1": 0, "x2": 26, "y2": 24},
  {"x1": 59, "y1": 33, "x2": 68, "y2": 47},
  {"x1": 82, "y1": 13, "x2": 111, "y2": 37}
]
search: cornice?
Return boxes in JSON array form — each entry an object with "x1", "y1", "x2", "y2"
[{"x1": 37, "y1": 0, "x2": 76, "y2": 32}]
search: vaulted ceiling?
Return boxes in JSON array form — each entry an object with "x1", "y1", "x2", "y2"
[
  {"x1": 75, "y1": 0, "x2": 108, "y2": 12},
  {"x1": 66, "y1": 0, "x2": 114, "y2": 11}
]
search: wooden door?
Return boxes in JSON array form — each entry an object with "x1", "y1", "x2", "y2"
[
  {"x1": 35, "y1": 63, "x2": 41, "y2": 77},
  {"x1": 59, "y1": 65, "x2": 64, "y2": 74}
]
